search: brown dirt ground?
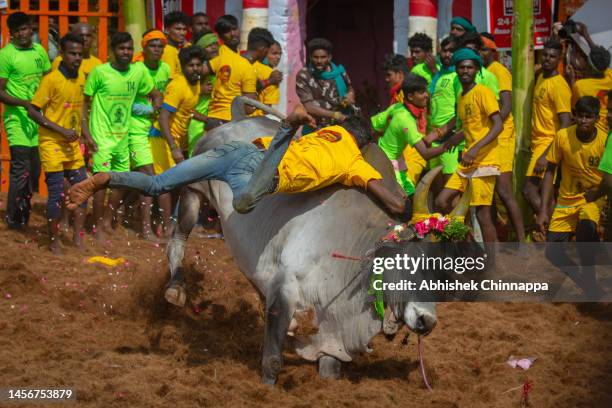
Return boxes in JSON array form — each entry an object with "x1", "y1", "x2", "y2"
[{"x1": 0, "y1": 193, "x2": 611, "y2": 408}]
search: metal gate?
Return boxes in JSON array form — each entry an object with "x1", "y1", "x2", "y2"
[{"x1": 0, "y1": 0, "x2": 124, "y2": 195}]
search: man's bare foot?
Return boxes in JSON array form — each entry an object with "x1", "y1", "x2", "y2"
[
  {"x1": 141, "y1": 226, "x2": 159, "y2": 242},
  {"x1": 73, "y1": 233, "x2": 85, "y2": 250},
  {"x1": 92, "y1": 226, "x2": 106, "y2": 242},
  {"x1": 67, "y1": 173, "x2": 111, "y2": 210},
  {"x1": 49, "y1": 238, "x2": 62, "y2": 255}
]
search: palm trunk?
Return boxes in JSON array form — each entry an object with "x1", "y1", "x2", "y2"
[
  {"x1": 511, "y1": 0, "x2": 535, "y2": 225},
  {"x1": 124, "y1": 0, "x2": 148, "y2": 53}
]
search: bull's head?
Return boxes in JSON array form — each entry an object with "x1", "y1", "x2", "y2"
[{"x1": 383, "y1": 166, "x2": 472, "y2": 335}]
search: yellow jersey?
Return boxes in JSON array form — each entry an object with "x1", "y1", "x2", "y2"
[
  {"x1": 51, "y1": 54, "x2": 102, "y2": 78},
  {"x1": 30, "y1": 69, "x2": 85, "y2": 163},
  {"x1": 547, "y1": 125, "x2": 607, "y2": 206},
  {"x1": 457, "y1": 84, "x2": 500, "y2": 169},
  {"x1": 487, "y1": 61, "x2": 514, "y2": 140},
  {"x1": 532, "y1": 73, "x2": 572, "y2": 143},
  {"x1": 255, "y1": 125, "x2": 382, "y2": 193},
  {"x1": 571, "y1": 75, "x2": 612, "y2": 134},
  {"x1": 153, "y1": 74, "x2": 200, "y2": 149},
  {"x1": 161, "y1": 43, "x2": 182, "y2": 79},
  {"x1": 252, "y1": 60, "x2": 280, "y2": 116},
  {"x1": 208, "y1": 45, "x2": 257, "y2": 121}
]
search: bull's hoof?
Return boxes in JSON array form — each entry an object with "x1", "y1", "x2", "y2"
[
  {"x1": 164, "y1": 282, "x2": 186, "y2": 307},
  {"x1": 318, "y1": 355, "x2": 341, "y2": 379}
]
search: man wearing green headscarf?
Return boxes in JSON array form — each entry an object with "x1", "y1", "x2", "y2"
[
  {"x1": 435, "y1": 47, "x2": 503, "y2": 243},
  {"x1": 187, "y1": 33, "x2": 219, "y2": 156},
  {"x1": 450, "y1": 16, "x2": 477, "y2": 38}
]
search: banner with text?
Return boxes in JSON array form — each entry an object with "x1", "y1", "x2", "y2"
[{"x1": 486, "y1": 0, "x2": 555, "y2": 50}]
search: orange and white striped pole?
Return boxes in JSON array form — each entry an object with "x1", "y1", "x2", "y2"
[
  {"x1": 408, "y1": 0, "x2": 438, "y2": 52},
  {"x1": 240, "y1": 0, "x2": 269, "y2": 51}
]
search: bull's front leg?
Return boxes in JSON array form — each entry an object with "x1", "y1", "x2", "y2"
[
  {"x1": 261, "y1": 280, "x2": 297, "y2": 385},
  {"x1": 165, "y1": 187, "x2": 202, "y2": 307}
]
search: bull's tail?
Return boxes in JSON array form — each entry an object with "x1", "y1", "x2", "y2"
[{"x1": 231, "y1": 96, "x2": 287, "y2": 122}]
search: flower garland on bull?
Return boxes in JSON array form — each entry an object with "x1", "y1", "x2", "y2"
[{"x1": 368, "y1": 167, "x2": 472, "y2": 319}]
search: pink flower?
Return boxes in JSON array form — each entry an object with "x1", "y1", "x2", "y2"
[
  {"x1": 428, "y1": 217, "x2": 439, "y2": 231},
  {"x1": 414, "y1": 221, "x2": 430, "y2": 237},
  {"x1": 435, "y1": 217, "x2": 449, "y2": 232}
]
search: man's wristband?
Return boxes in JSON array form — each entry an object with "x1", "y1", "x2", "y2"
[{"x1": 332, "y1": 111, "x2": 343, "y2": 121}]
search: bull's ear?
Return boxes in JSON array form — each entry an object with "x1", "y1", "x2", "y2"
[
  {"x1": 449, "y1": 180, "x2": 472, "y2": 219},
  {"x1": 414, "y1": 166, "x2": 442, "y2": 216}
]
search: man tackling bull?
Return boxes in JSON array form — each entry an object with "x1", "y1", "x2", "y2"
[{"x1": 67, "y1": 105, "x2": 458, "y2": 219}]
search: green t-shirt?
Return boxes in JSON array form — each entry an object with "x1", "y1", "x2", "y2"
[
  {"x1": 429, "y1": 69, "x2": 459, "y2": 128},
  {"x1": 129, "y1": 61, "x2": 171, "y2": 136},
  {"x1": 371, "y1": 103, "x2": 423, "y2": 160},
  {"x1": 85, "y1": 62, "x2": 154, "y2": 144},
  {"x1": 599, "y1": 133, "x2": 612, "y2": 174},
  {"x1": 187, "y1": 74, "x2": 216, "y2": 156},
  {"x1": 411, "y1": 62, "x2": 441, "y2": 85},
  {"x1": 0, "y1": 42, "x2": 51, "y2": 146}
]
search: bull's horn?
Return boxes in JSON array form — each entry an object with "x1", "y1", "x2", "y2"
[
  {"x1": 413, "y1": 166, "x2": 442, "y2": 216},
  {"x1": 449, "y1": 180, "x2": 472, "y2": 219}
]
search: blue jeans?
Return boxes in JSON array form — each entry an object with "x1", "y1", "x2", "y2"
[{"x1": 107, "y1": 122, "x2": 296, "y2": 213}]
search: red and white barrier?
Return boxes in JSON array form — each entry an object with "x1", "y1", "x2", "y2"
[
  {"x1": 408, "y1": 0, "x2": 438, "y2": 52},
  {"x1": 240, "y1": 0, "x2": 269, "y2": 50}
]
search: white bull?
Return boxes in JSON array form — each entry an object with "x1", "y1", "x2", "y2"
[{"x1": 165, "y1": 100, "x2": 468, "y2": 384}]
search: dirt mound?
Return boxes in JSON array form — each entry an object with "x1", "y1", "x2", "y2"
[{"x1": 0, "y1": 194, "x2": 611, "y2": 407}]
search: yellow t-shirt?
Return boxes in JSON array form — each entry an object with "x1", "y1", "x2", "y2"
[
  {"x1": 546, "y1": 125, "x2": 607, "y2": 207},
  {"x1": 571, "y1": 75, "x2": 612, "y2": 134},
  {"x1": 52, "y1": 54, "x2": 102, "y2": 78},
  {"x1": 31, "y1": 69, "x2": 85, "y2": 142},
  {"x1": 208, "y1": 45, "x2": 257, "y2": 121},
  {"x1": 532, "y1": 73, "x2": 572, "y2": 143},
  {"x1": 154, "y1": 74, "x2": 200, "y2": 149},
  {"x1": 30, "y1": 69, "x2": 85, "y2": 165},
  {"x1": 487, "y1": 61, "x2": 514, "y2": 139},
  {"x1": 161, "y1": 44, "x2": 182, "y2": 79},
  {"x1": 255, "y1": 61, "x2": 280, "y2": 104},
  {"x1": 255, "y1": 125, "x2": 382, "y2": 193},
  {"x1": 457, "y1": 84, "x2": 500, "y2": 169}
]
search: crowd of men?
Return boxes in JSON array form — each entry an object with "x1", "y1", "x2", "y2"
[
  {"x1": 1, "y1": 11, "x2": 612, "y2": 263},
  {"x1": 0, "y1": 11, "x2": 285, "y2": 252}
]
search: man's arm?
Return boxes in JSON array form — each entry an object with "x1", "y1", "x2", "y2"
[
  {"x1": 535, "y1": 163, "x2": 557, "y2": 233},
  {"x1": 499, "y1": 90, "x2": 512, "y2": 121},
  {"x1": 81, "y1": 95, "x2": 97, "y2": 152},
  {"x1": 148, "y1": 89, "x2": 163, "y2": 110},
  {"x1": 0, "y1": 78, "x2": 30, "y2": 108},
  {"x1": 423, "y1": 117, "x2": 457, "y2": 145},
  {"x1": 158, "y1": 108, "x2": 183, "y2": 163},
  {"x1": 257, "y1": 70, "x2": 283, "y2": 92},
  {"x1": 366, "y1": 179, "x2": 406, "y2": 215},
  {"x1": 461, "y1": 112, "x2": 503, "y2": 167},
  {"x1": 558, "y1": 112, "x2": 572, "y2": 129},
  {"x1": 303, "y1": 101, "x2": 347, "y2": 123},
  {"x1": 192, "y1": 111, "x2": 208, "y2": 122},
  {"x1": 586, "y1": 173, "x2": 612, "y2": 202},
  {"x1": 27, "y1": 106, "x2": 78, "y2": 142}
]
